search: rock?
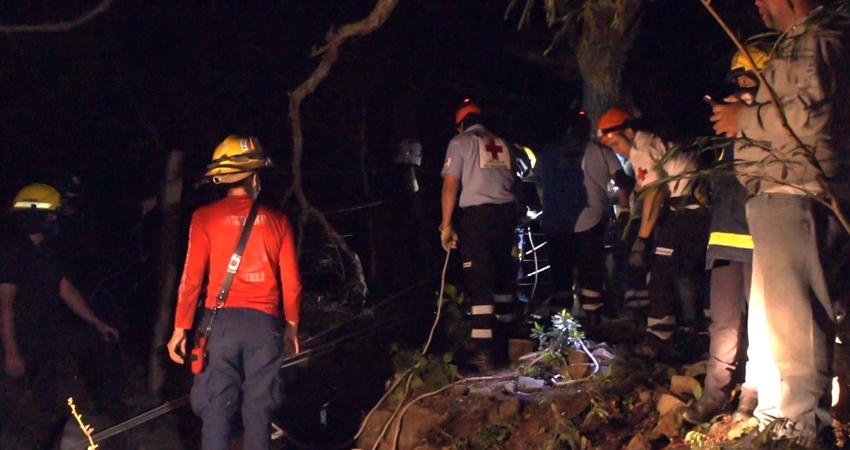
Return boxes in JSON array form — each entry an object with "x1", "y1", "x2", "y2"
[
  {"x1": 566, "y1": 363, "x2": 593, "y2": 380},
  {"x1": 670, "y1": 375, "x2": 703, "y2": 399},
  {"x1": 469, "y1": 385, "x2": 492, "y2": 396},
  {"x1": 488, "y1": 397, "x2": 522, "y2": 423},
  {"x1": 504, "y1": 381, "x2": 517, "y2": 395},
  {"x1": 517, "y1": 376, "x2": 545, "y2": 394},
  {"x1": 355, "y1": 410, "x2": 394, "y2": 450},
  {"x1": 397, "y1": 405, "x2": 442, "y2": 450},
  {"x1": 625, "y1": 433, "x2": 651, "y2": 450},
  {"x1": 413, "y1": 446, "x2": 440, "y2": 450},
  {"x1": 567, "y1": 348, "x2": 591, "y2": 365},
  {"x1": 591, "y1": 347, "x2": 615, "y2": 363},
  {"x1": 629, "y1": 400, "x2": 654, "y2": 424},
  {"x1": 652, "y1": 411, "x2": 683, "y2": 440},
  {"x1": 594, "y1": 436, "x2": 621, "y2": 450},
  {"x1": 656, "y1": 394, "x2": 685, "y2": 416},
  {"x1": 451, "y1": 383, "x2": 468, "y2": 396},
  {"x1": 509, "y1": 339, "x2": 534, "y2": 363},
  {"x1": 636, "y1": 387, "x2": 653, "y2": 404},
  {"x1": 683, "y1": 361, "x2": 708, "y2": 378}
]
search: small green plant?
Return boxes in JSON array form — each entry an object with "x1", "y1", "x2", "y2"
[
  {"x1": 531, "y1": 309, "x2": 585, "y2": 349},
  {"x1": 519, "y1": 310, "x2": 588, "y2": 380},
  {"x1": 388, "y1": 344, "x2": 458, "y2": 402},
  {"x1": 439, "y1": 284, "x2": 472, "y2": 352},
  {"x1": 468, "y1": 425, "x2": 511, "y2": 450}
]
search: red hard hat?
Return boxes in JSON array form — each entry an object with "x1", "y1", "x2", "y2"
[
  {"x1": 455, "y1": 99, "x2": 482, "y2": 125},
  {"x1": 597, "y1": 107, "x2": 634, "y2": 144}
]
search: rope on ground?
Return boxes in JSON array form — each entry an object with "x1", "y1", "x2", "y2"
[
  {"x1": 390, "y1": 374, "x2": 514, "y2": 450},
  {"x1": 345, "y1": 249, "x2": 453, "y2": 448},
  {"x1": 304, "y1": 260, "x2": 460, "y2": 346}
]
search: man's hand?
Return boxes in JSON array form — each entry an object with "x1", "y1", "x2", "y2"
[
  {"x1": 629, "y1": 237, "x2": 649, "y2": 269},
  {"x1": 284, "y1": 322, "x2": 300, "y2": 357},
  {"x1": 710, "y1": 96, "x2": 743, "y2": 138},
  {"x1": 95, "y1": 322, "x2": 120, "y2": 342},
  {"x1": 440, "y1": 224, "x2": 458, "y2": 252},
  {"x1": 167, "y1": 329, "x2": 187, "y2": 364},
  {"x1": 4, "y1": 352, "x2": 25, "y2": 377}
]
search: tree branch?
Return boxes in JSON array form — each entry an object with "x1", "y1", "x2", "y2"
[
  {"x1": 0, "y1": 0, "x2": 115, "y2": 33},
  {"x1": 288, "y1": 0, "x2": 400, "y2": 299}
]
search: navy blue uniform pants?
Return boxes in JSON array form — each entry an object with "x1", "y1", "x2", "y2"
[
  {"x1": 191, "y1": 308, "x2": 286, "y2": 450},
  {"x1": 460, "y1": 203, "x2": 518, "y2": 352}
]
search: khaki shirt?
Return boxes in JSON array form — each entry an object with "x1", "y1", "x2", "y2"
[{"x1": 735, "y1": 7, "x2": 850, "y2": 195}]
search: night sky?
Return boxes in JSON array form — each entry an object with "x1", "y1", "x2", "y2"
[{"x1": 1, "y1": 0, "x2": 762, "y2": 229}]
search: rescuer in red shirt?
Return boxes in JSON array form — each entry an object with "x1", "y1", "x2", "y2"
[{"x1": 166, "y1": 135, "x2": 301, "y2": 450}]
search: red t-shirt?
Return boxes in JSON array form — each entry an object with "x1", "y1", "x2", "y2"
[{"x1": 174, "y1": 195, "x2": 302, "y2": 330}]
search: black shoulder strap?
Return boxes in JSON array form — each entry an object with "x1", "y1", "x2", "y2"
[{"x1": 215, "y1": 191, "x2": 262, "y2": 306}]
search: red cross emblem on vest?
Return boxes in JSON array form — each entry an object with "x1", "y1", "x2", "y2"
[
  {"x1": 485, "y1": 138, "x2": 503, "y2": 160},
  {"x1": 637, "y1": 167, "x2": 648, "y2": 182}
]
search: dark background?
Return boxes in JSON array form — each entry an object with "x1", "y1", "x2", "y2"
[{"x1": 0, "y1": 0, "x2": 765, "y2": 305}]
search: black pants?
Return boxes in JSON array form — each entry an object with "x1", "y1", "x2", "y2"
[
  {"x1": 704, "y1": 261, "x2": 752, "y2": 406},
  {"x1": 191, "y1": 308, "x2": 286, "y2": 450},
  {"x1": 461, "y1": 203, "x2": 517, "y2": 350},
  {"x1": 545, "y1": 220, "x2": 606, "y2": 312},
  {"x1": 647, "y1": 206, "x2": 710, "y2": 339}
]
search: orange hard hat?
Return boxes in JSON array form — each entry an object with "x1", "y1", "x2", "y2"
[
  {"x1": 455, "y1": 99, "x2": 482, "y2": 126},
  {"x1": 597, "y1": 107, "x2": 634, "y2": 144}
]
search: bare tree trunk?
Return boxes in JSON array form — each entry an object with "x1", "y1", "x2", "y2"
[
  {"x1": 288, "y1": 0, "x2": 400, "y2": 301},
  {"x1": 576, "y1": 0, "x2": 643, "y2": 126},
  {"x1": 357, "y1": 101, "x2": 379, "y2": 285},
  {"x1": 148, "y1": 150, "x2": 184, "y2": 399}
]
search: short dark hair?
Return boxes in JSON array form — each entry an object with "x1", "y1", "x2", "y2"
[{"x1": 460, "y1": 113, "x2": 482, "y2": 130}]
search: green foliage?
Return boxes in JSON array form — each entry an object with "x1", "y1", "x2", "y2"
[
  {"x1": 388, "y1": 345, "x2": 458, "y2": 402},
  {"x1": 439, "y1": 284, "x2": 472, "y2": 352},
  {"x1": 531, "y1": 309, "x2": 585, "y2": 349},
  {"x1": 544, "y1": 403, "x2": 583, "y2": 450}
]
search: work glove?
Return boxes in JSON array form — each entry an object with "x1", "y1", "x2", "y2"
[
  {"x1": 285, "y1": 322, "x2": 300, "y2": 357},
  {"x1": 629, "y1": 237, "x2": 649, "y2": 269},
  {"x1": 440, "y1": 224, "x2": 458, "y2": 253}
]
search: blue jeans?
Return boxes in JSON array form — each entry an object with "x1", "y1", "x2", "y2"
[{"x1": 190, "y1": 308, "x2": 286, "y2": 450}]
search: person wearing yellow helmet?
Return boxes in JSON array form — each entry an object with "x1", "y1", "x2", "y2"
[
  {"x1": 167, "y1": 135, "x2": 301, "y2": 450},
  {"x1": 710, "y1": 1, "x2": 850, "y2": 442},
  {"x1": 681, "y1": 47, "x2": 769, "y2": 426},
  {"x1": 1, "y1": 183, "x2": 119, "y2": 446}
]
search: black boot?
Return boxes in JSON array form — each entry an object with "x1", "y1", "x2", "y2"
[{"x1": 633, "y1": 333, "x2": 674, "y2": 361}]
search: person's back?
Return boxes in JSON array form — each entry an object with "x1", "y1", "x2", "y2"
[
  {"x1": 167, "y1": 135, "x2": 301, "y2": 450},
  {"x1": 174, "y1": 195, "x2": 300, "y2": 329}
]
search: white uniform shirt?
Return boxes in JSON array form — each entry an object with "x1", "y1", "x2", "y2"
[{"x1": 628, "y1": 131, "x2": 697, "y2": 198}]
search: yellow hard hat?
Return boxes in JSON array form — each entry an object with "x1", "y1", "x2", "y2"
[
  {"x1": 729, "y1": 47, "x2": 769, "y2": 78},
  {"x1": 204, "y1": 135, "x2": 268, "y2": 184},
  {"x1": 12, "y1": 183, "x2": 61, "y2": 211}
]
